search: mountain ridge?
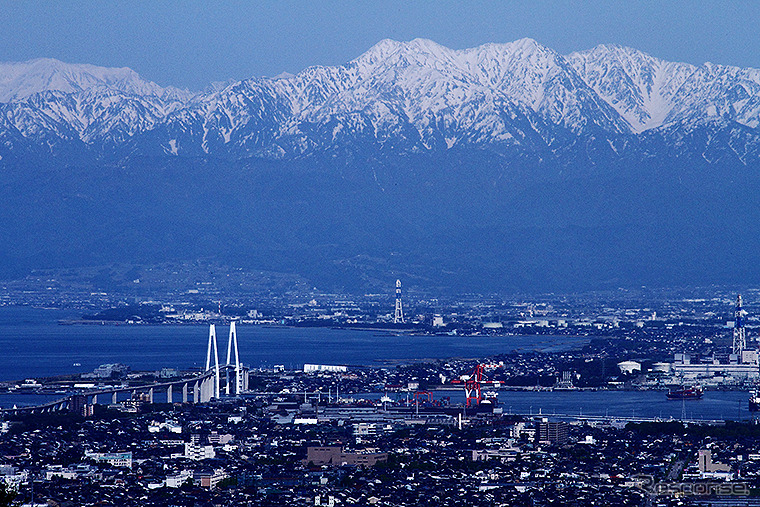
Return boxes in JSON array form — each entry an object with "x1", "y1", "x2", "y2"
[
  {"x1": 0, "y1": 57, "x2": 193, "y2": 102},
  {"x1": 3, "y1": 38, "x2": 760, "y2": 164},
  {"x1": 3, "y1": 39, "x2": 760, "y2": 293}
]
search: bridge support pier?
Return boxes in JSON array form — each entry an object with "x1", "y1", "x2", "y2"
[
  {"x1": 194, "y1": 381, "x2": 199, "y2": 404},
  {"x1": 148, "y1": 388, "x2": 154, "y2": 404},
  {"x1": 200, "y1": 377, "x2": 215, "y2": 403},
  {"x1": 183, "y1": 383, "x2": 188, "y2": 404}
]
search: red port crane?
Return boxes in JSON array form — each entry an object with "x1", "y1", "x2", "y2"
[
  {"x1": 414, "y1": 391, "x2": 433, "y2": 404},
  {"x1": 464, "y1": 363, "x2": 484, "y2": 407}
]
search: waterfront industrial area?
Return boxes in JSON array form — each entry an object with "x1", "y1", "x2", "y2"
[{"x1": 3, "y1": 276, "x2": 760, "y2": 504}]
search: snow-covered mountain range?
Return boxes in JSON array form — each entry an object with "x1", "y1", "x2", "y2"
[
  {"x1": 7, "y1": 39, "x2": 760, "y2": 293},
  {"x1": 3, "y1": 38, "x2": 760, "y2": 162}
]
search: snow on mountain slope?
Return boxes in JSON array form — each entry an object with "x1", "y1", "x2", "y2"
[
  {"x1": 2, "y1": 40, "x2": 760, "y2": 161},
  {"x1": 0, "y1": 58, "x2": 190, "y2": 103},
  {"x1": 2, "y1": 88, "x2": 190, "y2": 145},
  {"x1": 300, "y1": 37, "x2": 629, "y2": 134},
  {"x1": 0, "y1": 58, "x2": 194, "y2": 148},
  {"x1": 176, "y1": 37, "x2": 630, "y2": 157},
  {"x1": 568, "y1": 45, "x2": 696, "y2": 132},
  {"x1": 570, "y1": 44, "x2": 760, "y2": 136},
  {"x1": 664, "y1": 63, "x2": 760, "y2": 129}
]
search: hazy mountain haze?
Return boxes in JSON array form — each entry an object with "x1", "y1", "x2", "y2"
[{"x1": 2, "y1": 38, "x2": 760, "y2": 293}]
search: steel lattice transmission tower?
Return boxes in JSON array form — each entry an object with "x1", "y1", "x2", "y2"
[
  {"x1": 733, "y1": 294, "x2": 747, "y2": 357},
  {"x1": 393, "y1": 279, "x2": 405, "y2": 324}
]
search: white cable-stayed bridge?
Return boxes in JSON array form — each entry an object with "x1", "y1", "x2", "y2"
[{"x1": 2, "y1": 322, "x2": 249, "y2": 416}]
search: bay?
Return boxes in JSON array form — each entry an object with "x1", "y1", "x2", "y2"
[
  {"x1": 436, "y1": 389, "x2": 755, "y2": 422},
  {"x1": 0, "y1": 307, "x2": 754, "y2": 421},
  {"x1": 0, "y1": 306, "x2": 585, "y2": 381}
]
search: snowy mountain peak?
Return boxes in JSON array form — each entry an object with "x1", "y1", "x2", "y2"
[
  {"x1": 4, "y1": 39, "x2": 760, "y2": 161},
  {"x1": 506, "y1": 37, "x2": 545, "y2": 52},
  {"x1": 352, "y1": 39, "x2": 406, "y2": 68},
  {"x1": 407, "y1": 37, "x2": 448, "y2": 51},
  {"x1": 0, "y1": 58, "x2": 190, "y2": 103},
  {"x1": 569, "y1": 45, "x2": 697, "y2": 131}
]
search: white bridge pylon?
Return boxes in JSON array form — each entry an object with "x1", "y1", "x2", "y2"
[
  {"x1": 205, "y1": 324, "x2": 221, "y2": 399},
  {"x1": 205, "y1": 322, "x2": 243, "y2": 400},
  {"x1": 226, "y1": 321, "x2": 242, "y2": 395}
]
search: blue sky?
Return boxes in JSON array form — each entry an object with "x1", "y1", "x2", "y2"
[{"x1": 1, "y1": 0, "x2": 756, "y2": 90}]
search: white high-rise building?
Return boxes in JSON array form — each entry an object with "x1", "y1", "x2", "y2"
[{"x1": 394, "y1": 279, "x2": 404, "y2": 324}]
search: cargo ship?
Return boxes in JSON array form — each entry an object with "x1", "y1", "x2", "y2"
[
  {"x1": 749, "y1": 391, "x2": 760, "y2": 412},
  {"x1": 666, "y1": 386, "x2": 703, "y2": 400}
]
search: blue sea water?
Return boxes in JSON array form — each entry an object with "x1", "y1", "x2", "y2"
[
  {"x1": 0, "y1": 307, "x2": 753, "y2": 421},
  {"x1": 0, "y1": 306, "x2": 585, "y2": 381},
  {"x1": 377, "y1": 389, "x2": 755, "y2": 422}
]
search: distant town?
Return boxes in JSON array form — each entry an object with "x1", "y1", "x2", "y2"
[
  {"x1": 5, "y1": 264, "x2": 760, "y2": 391},
  {"x1": 2, "y1": 268, "x2": 760, "y2": 504}
]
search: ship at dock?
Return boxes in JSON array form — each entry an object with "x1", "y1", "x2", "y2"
[{"x1": 666, "y1": 386, "x2": 703, "y2": 400}]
